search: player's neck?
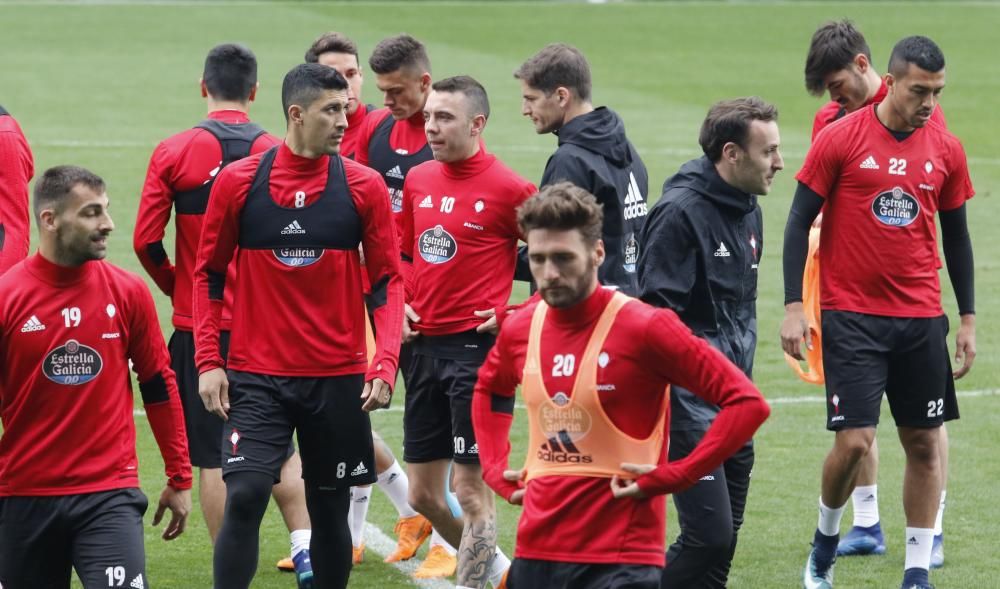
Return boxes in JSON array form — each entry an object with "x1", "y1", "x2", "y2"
[
  {"x1": 563, "y1": 101, "x2": 594, "y2": 126},
  {"x1": 206, "y1": 98, "x2": 250, "y2": 115},
  {"x1": 875, "y1": 100, "x2": 913, "y2": 133},
  {"x1": 37, "y1": 243, "x2": 87, "y2": 270},
  {"x1": 863, "y1": 70, "x2": 883, "y2": 102}
]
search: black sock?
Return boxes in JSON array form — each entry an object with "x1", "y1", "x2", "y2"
[
  {"x1": 213, "y1": 471, "x2": 273, "y2": 589},
  {"x1": 305, "y1": 484, "x2": 353, "y2": 589},
  {"x1": 812, "y1": 529, "x2": 839, "y2": 571}
]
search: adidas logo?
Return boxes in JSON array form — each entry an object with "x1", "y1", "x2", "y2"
[
  {"x1": 386, "y1": 165, "x2": 405, "y2": 180},
  {"x1": 419, "y1": 195, "x2": 433, "y2": 208},
  {"x1": 281, "y1": 220, "x2": 306, "y2": 235},
  {"x1": 907, "y1": 536, "x2": 919, "y2": 546},
  {"x1": 351, "y1": 462, "x2": 368, "y2": 476},
  {"x1": 623, "y1": 171, "x2": 647, "y2": 220},
  {"x1": 537, "y1": 431, "x2": 593, "y2": 464},
  {"x1": 20, "y1": 315, "x2": 46, "y2": 333},
  {"x1": 387, "y1": 472, "x2": 399, "y2": 484},
  {"x1": 130, "y1": 574, "x2": 144, "y2": 589},
  {"x1": 860, "y1": 155, "x2": 880, "y2": 170},
  {"x1": 714, "y1": 242, "x2": 731, "y2": 257},
  {"x1": 468, "y1": 443, "x2": 479, "y2": 455},
  {"x1": 862, "y1": 494, "x2": 876, "y2": 502}
]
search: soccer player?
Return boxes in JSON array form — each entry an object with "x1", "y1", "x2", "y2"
[
  {"x1": 0, "y1": 165, "x2": 192, "y2": 589},
  {"x1": 400, "y1": 75, "x2": 535, "y2": 588},
  {"x1": 638, "y1": 97, "x2": 783, "y2": 588},
  {"x1": 515, "y1": 43, "x2": 648, "y2": 296},
  {"x1": 783, "y1": 36, "x2": 975, "y2": 589},
  {"x1": 194, "y1": 63, "x2": 403, "y2": 589},
  {"x1": 305, "y1": 32, "x2": 371, "y2": 161},
  {"x1": 472, "y1": 183, "x2": 770, "y2": 589},
  {"x1": 803, "y1": 21, "x2": 950, "y2": 564},
  {"x1": 0, "y1": 103, "x2": 33, "y2": 275},
  {"x1": 133, "y1": 43, "x2": 314, "y2": 582},
  {"x1": 305, "y1": 31, "x2": 440, "y2": 569},
  {"x1": 353, "y1": 32, "x2": 453, "y2": 569}
]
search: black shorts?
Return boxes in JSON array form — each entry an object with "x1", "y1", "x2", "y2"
[
  {"x1": 822, "y1": 311, "x2": 959, "y2": 430},
  {"x1": 0, "y1": 488, "x2": 148, "y2": 589},
  {"x1": 170, "y1": 329, "x2": 230, "y2": 468},
  {"x1": 508, "y1": 558, "x2": 661, "y2": 589},
  {"x1": 403, "y1": 331, "x2": 494, "y2": 464},
  {"x1": 223, "y1": 370, "x2": 376, "y2": 489}
]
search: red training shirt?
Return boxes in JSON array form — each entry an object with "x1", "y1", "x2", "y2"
[
  {"x1": 0, "y1": 111, "x2": 33, "y2": 276},
  {"x1": 194, "y1": 143, "x2": 403, "y2": 383},
  {"x1": 797, "y1": 106, "x2": 974, "y2": 317},
  {"x1": 401, "y1": 149, "x2": 536, "y2": 336},
  {"x1": 0, "y1": 255, "x2": 191, "y2": 496},
  {"x1": 354, "y1": 108, "x2": 428, "y2": 168},
  {"x1": 134, "y1": 110, "x2": 278, "y2": 331},
  {"x1": 472, "y1": 286, "x2": 769, "y2": 566},
  {"x1": 341, "y1": 103, "x2": 370, "y2": 161}
]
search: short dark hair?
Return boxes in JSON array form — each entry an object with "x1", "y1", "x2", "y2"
[
  {"x1": 514, "y1": 43, "x2": 592, "y2": 102},
  {"x1": 699, "y1": 97, "x2": 779, "y2": 162},
  {"x1": 281, "y1": 63, "x2": 348, "y2": 122},
  {"x1": 203, "y1": 43, "x2": 258, "y2": 102},
  {"x1": 431, "y1": 76, "x2": 490, "y2": 119},
  {"x1": 33, "y1": 165, "x2": 105, "y2": 221},
  {"x1": 304, "y1": 31, "x2": 359, "y2": 64},
  {"x1": 804, "y1": 20, "x2": 871, "y2": 96},
  {"x1": 368, "y1": 34, "x2": 430, "y2": 75},
  {"x1": 888, "y1": 35, "x2": 945, "y2": 78},
  {"x1": 518, "y1": 182, "x2": 603, "y2": 247}
]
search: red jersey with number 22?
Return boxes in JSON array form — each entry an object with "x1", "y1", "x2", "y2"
[{"x1": 797, "y1": 105, "x2": 974, "y2": 317}]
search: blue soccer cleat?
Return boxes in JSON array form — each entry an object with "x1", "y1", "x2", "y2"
[
  {"x1": 930, "y1": 533, "x2": 944, "y2": 569},
  {"x1": 836, "y1": 523, "x2": 886, "y2": 556},
  {"x1": 293, "y1": 549, "x2": 314, "y2": 589},
  {"x1": 803, "y1": 546, "x2": 835, "y2": 589}
]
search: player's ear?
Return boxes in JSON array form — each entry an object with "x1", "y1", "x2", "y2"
[
  {"x1": 199, "y1": 78, "x2": 208, "y2": 99},
  {"x1": 38, "y1": 207, "x2": 59, "y2": 234},
  {"x1": 248, "y1": 82, "x2": 259, "y2": 103},
  {"x1": 721, "y1": 141, "x2": 741, "y2": 164},
  {"x1": 593, "y1": 238, "x2": 606, "y2": 267},
  {"x1": 420, "y1": 72, "x2": 432, "y2": 92},
  {"x1": 287, "y1": 104, "x2": 304, "y2": 126},
  {"x1": 854, "y1": 53, "x2": 870, "y2": 73},
  {"x1": 556, "y1": 86, "x2": 571, "y2": 108},
  {"x1": 470, "y1": 113, "x2": 487, "y2": 136}
]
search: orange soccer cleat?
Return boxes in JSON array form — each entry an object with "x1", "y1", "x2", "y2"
[
  {"x1": 352, "y1": 543, "x2": 366, "y2": 565},
  {"x1": 413, "y1": 545, "x2": 457, "y2": 579},
  {"x1": 383, "y1": 514, "x2": 432, "y2": 563}
]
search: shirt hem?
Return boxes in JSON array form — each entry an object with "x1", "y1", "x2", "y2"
[
  {"x1": 513, "y1": 548, "x2": 665, "y2": 567},
  {"x1": 0, "y1": 479, "x2": 138, "y2": 497}
]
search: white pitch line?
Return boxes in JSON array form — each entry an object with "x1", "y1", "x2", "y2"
[
  {"x1": 131, "y1": 389, "x2": 1000, "y2": 417},
  {"x1": 361, "y1": 523, "x2": 454, "y2": 589}
]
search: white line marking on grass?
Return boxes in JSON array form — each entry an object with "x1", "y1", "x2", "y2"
[{"x1": 360, "y1": 523, "x2": 453, "y2": 589}]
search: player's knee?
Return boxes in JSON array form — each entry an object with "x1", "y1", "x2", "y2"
[
  {"x1": 835, "y1": 428, "x2": 875, "y2": 462},
  {"x1": 224, "y1": 472, "x2": 272, "y2": 520},
  {"x1": 453, "y1": 480, "x2": 491, "y2": 518},
  {"x1": 409, "y1": 486, "x2": 448, "y2": 518},
  {"x1": 900, "y1": 427, "x2": 941, "y2": 465}
]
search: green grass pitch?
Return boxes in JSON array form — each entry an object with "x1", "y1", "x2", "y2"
[{"x1": 2, "y1": 1, "x2": 998, "y2": 587}]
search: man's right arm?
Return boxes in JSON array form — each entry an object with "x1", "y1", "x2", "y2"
[
  {"x1": 635, "y1": 310, "x2": 769, "y2": 496},
  {"x1": 637, "y1": 199, "x2": 696, "y2": 312},
  {"x1": 193, "y1": 165, "x2": 245, "y2": 374},
  {"x1": 134, "y1": 144, "x2": 177, "y2": 297},
  {"x1": 471, "y1": 326, "x2": 522, "y2": 502},
  {"x1": 780, "y1": 183, "x2": 824, "y2": 359}
]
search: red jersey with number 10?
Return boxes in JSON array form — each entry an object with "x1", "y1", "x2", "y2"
[
  {"x1": 401, "y1": 149, "x2": 536, "y2": 335},
  {"x1": 797, "y1": 105, "x2": 974, "y2": 317}
]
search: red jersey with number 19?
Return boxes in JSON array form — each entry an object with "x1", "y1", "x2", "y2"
[
  {"x1": 401, "y1": 149, "x2": 536, "y2": 336},
  {"x1": 797, "y1": 105, "x2": 974, "y2": 317},
  {"x1": 0, "y1": 255, "x2": 191, "y2": 496}
]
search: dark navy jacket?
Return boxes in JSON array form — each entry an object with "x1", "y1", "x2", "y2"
[{"x1": 638, "y1": 156, "x2": 761, "y2": 430}]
